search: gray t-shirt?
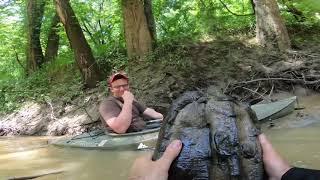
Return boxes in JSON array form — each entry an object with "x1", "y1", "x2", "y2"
[{"x1": 99, "y1": 96, "x2": 147, "y2": 132}]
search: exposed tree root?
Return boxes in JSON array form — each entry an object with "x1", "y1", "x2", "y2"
[{"x1": 226, "y1": 49, "x2": 320, "y2": 102}]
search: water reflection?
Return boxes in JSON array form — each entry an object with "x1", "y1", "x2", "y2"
[{"x1": 1, "y1": 95, "x2": 320, "y2": 179}]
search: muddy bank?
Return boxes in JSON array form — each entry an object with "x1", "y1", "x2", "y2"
[
  {"x1": 1, "y1": 39, "x2": 319, "y2": 136},
  {"x1": 129, "y1": 40, "x2": 320, "y2": 114},
  {"x1": 1, "y1": 85, "x2": 319, "y2": 137},
  {"x1": 0, "y1": 89, "x2": 105, "y2": 136}
]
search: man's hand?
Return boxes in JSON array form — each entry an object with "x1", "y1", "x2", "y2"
[
  {"x1": 259, "y1": 134, "x2": 292, "y2": 180},
  {"x1": 143, "y1": 108, "x2": 164, "y2": 120},
  {"x1": 122, "y1": 91, "x2": 134, "y2": 104},
  {"x1": 129, "y1": 140, "x2": 182, "y2": 180}
]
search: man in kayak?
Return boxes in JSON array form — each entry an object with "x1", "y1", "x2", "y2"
[{"x1": 99, "y1": 71, "x2": 163, "y2": 134}]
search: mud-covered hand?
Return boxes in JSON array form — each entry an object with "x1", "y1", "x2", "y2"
[
  {"x1": 259, "y1": 134, "x2": 292, "y2": 180},
  {"x1": 129, "y1": 140, "x2": 182, "y2": 180}
]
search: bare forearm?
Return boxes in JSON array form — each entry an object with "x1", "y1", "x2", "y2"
[{"x1": 114, "y1": 101, "x2": 133, "y2": 133}]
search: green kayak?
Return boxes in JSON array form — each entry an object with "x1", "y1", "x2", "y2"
[
  {"x1": 251, "y1": 96, "x2": 297, "y2": 122},
  {"x1": 50, "y1": 127, "x2": 160, "y2": 150}
]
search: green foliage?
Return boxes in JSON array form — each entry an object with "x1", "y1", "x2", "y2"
[
  {"x1": 300, "y1": 0, "x2": 320, "y2": 12},
  {"x1": 96, "y1": 50, "x2": 128, "y2": 76},
  {"x1": 146, "y1": 41, "x2": 192, "y2": 69},
  {"x1": 0, "y1": 55, "x2": 83, "y2": 114},
  {"x1": 196, "y1": 0, "x2": 255, "y2": 35},
  {"x1": 72, "y1": 0, "x2": 125, "y2": 58},
  {"x1": 279, "y1": 0, "x2": 320, "y2": 26},
  {"x1": 0, "y1": 4, "x2": 27, "y2": 82},
  {"x1": 154, "y1": 0, "x2": 200, "y2": 40}
]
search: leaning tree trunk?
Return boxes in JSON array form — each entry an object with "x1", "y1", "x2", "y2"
[
  {"x1": 26, "y1": 0, "x2": 45, "y2": 75},
  {"x1": 44, "y1": 13, "x2": 60, "y2": 63},
  {"x1": 122, "y1": 0, "x2": 154, "y2": 58},
  {"x1": 55, "y1": 0, "x2": 101, "y2": 88},
  {"x1": 254, "y1": 0, "x2": 291, "y2": 51}
]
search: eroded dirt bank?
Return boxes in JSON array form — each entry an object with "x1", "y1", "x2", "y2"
[{"x1": 1, "y1": 38, "x2": 319, "y2": 136}]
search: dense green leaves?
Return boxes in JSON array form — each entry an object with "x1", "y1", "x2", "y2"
[
  {"x1": 72, "y1": 0, "x2": 125, "y2": 57},
  {"x1": 0, "y1": 4, "x2": 26, "y2": 82}
]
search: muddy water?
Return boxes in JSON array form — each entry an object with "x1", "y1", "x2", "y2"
[
  {"x1": 1, "y1": 95, "x2": 320, "y2": 180},
  {"x1": 0, "y1": 136, "x2": 147, "y2": 180},
  {"x1": 261, "y1": 94, "x2": 320, "y2": 169}
]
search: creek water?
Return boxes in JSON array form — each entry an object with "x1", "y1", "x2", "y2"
[{"x1": 1, "y1": 94, "x2": 320, "y2": 180}]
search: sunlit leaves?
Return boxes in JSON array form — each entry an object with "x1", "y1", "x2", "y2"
[
  {"x1": 0, "y1": 16, "x2": 26, "y2": 82},
  {"x1": 155, "y1": 0, "x2": 200, "y2": 41},
  {"x1": 71, "y1": 0, "x2": 124, "y2": 57},
  {"x1": 298, "y1": 0, "x2": 320, "y2": 12}
]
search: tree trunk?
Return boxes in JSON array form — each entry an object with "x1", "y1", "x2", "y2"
[
  {"x1": 254, "y1": 0, "x2": 291, "y2": 51},
  {"x1": 122, "y1": 0, "x2": 153, "y2": 58},
  {"x1": 26, "y1": 0, "x2": 45, "y2": 75},
  {"x1": 144, "y1": 0, "x2": 156, "y2": 45},
  {"x1": 54, "y1": 0, "x2": 101, "y2": 88},
  {"x1": 44, "y1": 13, "x2": 60, "y2": 63}
]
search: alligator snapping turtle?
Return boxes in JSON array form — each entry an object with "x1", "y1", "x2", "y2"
[{"x1": 152, "y1": 88, "x2": 264, "y2": 180}]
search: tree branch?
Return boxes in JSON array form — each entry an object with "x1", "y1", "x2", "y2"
[
  {"x1": 234, "y1": 77, "x2": 320, "y2": 85},
  {"x1": 218, "y1": 0, "x2": 254, "y2": 16},
  {"x1": 81, "y1": 20, "x2": 98, "y2": 46},
  {"x1": 13, "y1": 47, "x2": 27, "y2": 73}
]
